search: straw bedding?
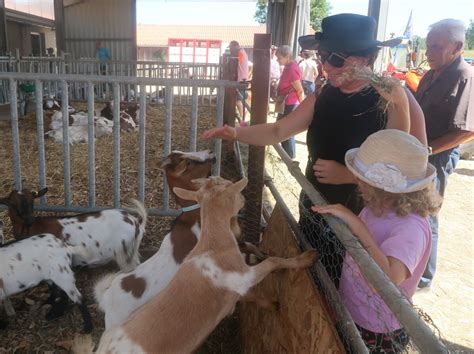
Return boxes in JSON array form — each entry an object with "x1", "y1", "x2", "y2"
[{"x1": 0, "y1": 102, "x2": 241, "y2": 353}]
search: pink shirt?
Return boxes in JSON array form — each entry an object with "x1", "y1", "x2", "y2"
[
  {"x1": 338, "y1": 207, "x2": 432, "y2": 333},
  {"x1": 277, "y1": 61, "x2": 301, "y2": 105},
  {"x1": 237, "y1": 49, "x2": 249, "y2": 82}
]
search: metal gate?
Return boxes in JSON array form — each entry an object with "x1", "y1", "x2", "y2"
[{"x1": 0, "y1": 71, "x2": 242, "y2": 216}]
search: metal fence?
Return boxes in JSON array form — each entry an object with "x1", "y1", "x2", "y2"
[
  {"x1": 0, "y1": 71, "x2": 242, "y2": 217},
  {"x1": 0, "y1": 56, "x2": 221, "y2": 105}
]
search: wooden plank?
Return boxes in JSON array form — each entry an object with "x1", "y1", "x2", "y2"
[{"x1": 240, "y1": 204, "x2": 345, "y2": 353}]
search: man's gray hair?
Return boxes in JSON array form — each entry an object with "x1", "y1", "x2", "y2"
[
  {"x1": 429, "y1": 19, "x2": 466, "y2": 45},
  {"x1": 276, "y1": 45, "x2": 293, "y2": 59}
]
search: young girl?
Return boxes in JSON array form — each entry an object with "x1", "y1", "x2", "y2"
[{"x1": 312, "y1": 129, "x2": 441, "y2": 353}]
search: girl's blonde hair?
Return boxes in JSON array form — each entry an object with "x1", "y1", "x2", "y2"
[{"x1": 358, "y1": 181, "x2": 442, "y2": 218}]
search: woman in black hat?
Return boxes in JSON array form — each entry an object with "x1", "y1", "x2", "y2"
[{"x1": 203, "y1": 12, "x2": 426, "y2": 285}]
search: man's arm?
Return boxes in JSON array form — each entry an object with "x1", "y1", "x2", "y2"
[{"x1": 430, "y1": 130, "x2": 474, "y2": 154}]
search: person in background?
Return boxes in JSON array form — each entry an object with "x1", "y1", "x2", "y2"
[
  {"x1": 203, "y1": 14, "x2": 426, "y2": 286},
  {"x1": 313, "y1": 129, "x2": 441, "y2": 353},
  {"x1": 270, "y1": 45, "x2": 281, "y2": 81},
  {"x1": 229, "y1": 40, "x2": 249, "y2": 121},
  {"x1": 269, "y1": 45, "x2": 282, "y2": 113},
  {"x1": 96, "y1": 41, "x2": 111, "y2": 75},
  {"x1": 415, "y1": 19, "x2": 474, "y2": 289},
  {"x1": 299, "y1": 49, "x2": 319, "y2": 97},
  {"x1": 275, "y1": 45, "x2": 304, "y2": 158}
]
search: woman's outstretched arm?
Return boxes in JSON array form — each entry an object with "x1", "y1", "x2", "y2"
[{"x1": 202, "y1": 93, "x2": 316, "y2": 145}]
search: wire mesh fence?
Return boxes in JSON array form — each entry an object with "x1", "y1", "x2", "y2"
[{"x1": 259, "y1": 145, "x2": 447, "y2": 353}]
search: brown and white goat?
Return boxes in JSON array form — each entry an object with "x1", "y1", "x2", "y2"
[
  {"x1": 89, "y1": 177, "x2": 316, "y2": 353},
  {"x1": 94, "y1": 151, "x2": 265, "y2": 329},
  {"x1": 94, "y1": 150, "x2": 216, "y2": 328},
  {"x1": 100, "y1": 101, "x2": 140, "y2": 130},
  {"x1": 0, "y1": 191, "x2": 147, "y2": 272}
]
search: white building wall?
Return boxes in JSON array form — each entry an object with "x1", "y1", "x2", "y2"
[{"x1": 64, "y1": 0, "x2": 136, "y2": 60}]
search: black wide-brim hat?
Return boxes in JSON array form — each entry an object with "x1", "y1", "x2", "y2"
[{"x1": 299, "y1": 13, "x2": 402, "y2": 53}]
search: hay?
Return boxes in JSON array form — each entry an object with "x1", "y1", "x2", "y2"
[
  {"x1": 0, "y1": 101, "x2": 217, "y2": 247},
  {"x1": 0, "y1": 101, "x2": 244, "y2": 353}
]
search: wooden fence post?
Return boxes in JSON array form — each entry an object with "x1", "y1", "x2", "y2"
[{"x1": 242, "y1": 33, "x2": 271, "y2": 243}]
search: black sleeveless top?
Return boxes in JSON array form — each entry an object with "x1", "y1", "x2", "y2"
[{"x1": 305, "y1": 84, "x2": 387, "y2": 213}]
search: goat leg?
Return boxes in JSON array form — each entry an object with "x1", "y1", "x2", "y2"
[
  {"x1": 238, "y1": 241, "x2": 268, "y2": 265},
  {"x1": 45, "y1": 289, "x2": 70, "y2": 320},
  {"x1": 3, "y1": 298, "x2": 15, "y2": 317},
  {"x1": 248, "y1": 250, "x2": 317, "y2": 287},
  {"x1": 78, "y1": 300, "x2": 93, "y2": 334},
  {"x1": 44, "y1": 282, "x2": 61, "y2": 305}
]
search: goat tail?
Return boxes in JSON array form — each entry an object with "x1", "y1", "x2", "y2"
[
  {"x1": 72, "y1": 333, "x2": 94, "y2": 354},
  {"x1": 116, "y1": 199, "x2": 147, "y2": 272},
  {"x1": 94, "y1": 273, "x2": 116, "y2": 313},
  {"x1": 129, "y1": 199, "x2": 148, "y2": 232}
]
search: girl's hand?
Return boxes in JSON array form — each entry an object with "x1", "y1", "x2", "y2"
[
  {"x1": 311, "y1": 204, "x2": 367, "y2": 237},
  {"x1": 202, "y1": 124, "x2": 237, "y2": 140},
  {"x1": 313, "y1": 159, "x2": 356, "y2": 185}
]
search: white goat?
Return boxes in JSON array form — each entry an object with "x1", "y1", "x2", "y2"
[
  {"x1": 0, "y1": 234, "x2": 93, "y2": 332},
  {"x1": 79, "y1": 177, "x2": 316, "y2": 353},
  {"x1": 47, "y1": 111, "x2": 113, "y2": 144}
]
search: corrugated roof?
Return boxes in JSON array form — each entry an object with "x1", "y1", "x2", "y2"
[{"x1": 137, "y1": 24, "x2": 267, "y2": 47}]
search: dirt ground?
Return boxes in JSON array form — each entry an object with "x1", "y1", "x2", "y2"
[{"x1": 412, "y1": 158, "x2": 474, "y2": 352}]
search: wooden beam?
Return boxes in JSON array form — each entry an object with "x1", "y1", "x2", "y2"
[
  {"x1": 54, "y1": 0, "x2": 65, "y2": 54},
  {"x1": 0, "y1": 0, "x2": 8, "y2": 55},
  {"x1": 242, "y1": 33, "x2": 271, "y2": 243}
]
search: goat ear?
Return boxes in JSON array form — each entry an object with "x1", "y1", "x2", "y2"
[
  {"x1": 226, "y1": 178, "x2": 248, "y2": 195},
  {"x1": 34, "y1": 188, "x2": 48, "y2": 198},
  {"x1": 172, "y1": 160, "x2": 187, "y2": 176},
  {"x1": 158, "y1": 156, "x2": 173, "y2": 170},
  {"x1": 173, "y1": 187, "x2": 197, "y2": 202}
]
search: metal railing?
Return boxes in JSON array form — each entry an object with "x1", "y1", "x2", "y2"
[
  {"x1": 0, "y1": 57, "x2": 222, "y2": 105},
  {"x1": 0, "y1": 72, "x2": 243, "y2": 217},
  {"x1": 271, "y1": 144, "x2": 447, "y2": 353}
]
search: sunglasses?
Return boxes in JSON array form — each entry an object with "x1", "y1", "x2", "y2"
[{"x1": 318, "y1": 52, "x2": 349, "y2": 68}]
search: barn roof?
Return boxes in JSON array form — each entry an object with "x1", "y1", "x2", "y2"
[{"x1": 137, "y1": 24, "x2": 267, "y2": 48}]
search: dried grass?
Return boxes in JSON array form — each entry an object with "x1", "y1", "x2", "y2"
[
  {"x1": 0, "y1": 101, "x2": 217, "y2": 247},
  {"x1": 0, "y1": 101, "x2": 241, "y2": 353}
]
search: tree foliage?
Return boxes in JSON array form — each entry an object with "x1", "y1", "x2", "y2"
[
  {"x1": 310, "y1": 0, "x2": 331, "y2": 31},
  {"x1": 254, "y1": 0, "x2": 267, "y2": 25},
  {"x1": 254, "y1": 0, "x2": 331, "y2": 29},
  {"x1": 467, "y1": 19, "x2": 474, "y2": 50}
]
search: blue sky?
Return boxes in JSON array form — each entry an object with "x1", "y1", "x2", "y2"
[{"x1": 137, "y1": 0, "x2": 473, "y2": 38}]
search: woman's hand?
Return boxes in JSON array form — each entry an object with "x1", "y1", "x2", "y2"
[
  {"x1": 313, "y1": 159, "x2": 356, "y2": 185},
  {"x1": 312, "y1": 204, "x2": 368, "y2": 237},
  {"x1": 202, "y1": 124, "x2": 237, "y2": 141}
]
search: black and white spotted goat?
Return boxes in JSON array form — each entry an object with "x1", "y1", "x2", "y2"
[
  {"x1": 0, "y1": 190, "x2": 147, "y2": 272},
  {"x1": 0, "y1": 231, "x2": 93, "y2": 332}
]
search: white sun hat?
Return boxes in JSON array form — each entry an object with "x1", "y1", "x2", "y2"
[{"x1": 345, "y1": 129, "x2": 436, "y2": 193}]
